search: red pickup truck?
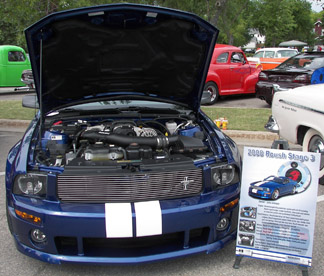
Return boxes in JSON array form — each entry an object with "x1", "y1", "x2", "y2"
[{"x1": 202, "y1": 44, "x2": 261, "y2": 104}]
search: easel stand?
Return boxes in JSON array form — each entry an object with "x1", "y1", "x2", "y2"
[
  {"x1": 233, "y1": 255, "x2": 309, "y2": 276},
  {"x1": 271, "y1": 139, "x2": 290, "y2": 150},
  {"x1": 233, "y1": 255, "x2": 243, "y2": 269}
]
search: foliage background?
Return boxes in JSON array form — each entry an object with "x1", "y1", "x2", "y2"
[{"x1": 0, "y1": 0, "x2": 323, "y2": 51}]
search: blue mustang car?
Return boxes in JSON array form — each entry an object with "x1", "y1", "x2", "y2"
[
  {"x1": 249, "y1": 176, "x2": 297, "y2": 200},
  {"x1": 5, "y1": 4, "x2": 241, "y2": 264}
]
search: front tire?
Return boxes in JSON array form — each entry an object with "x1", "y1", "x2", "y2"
[
  {"x1": 204, "y1": 82, "x2": 219, "y2": 105},
  {"x1": 271, "y1": 189, "x2": 280, "y2": 200},
  {"x1": 302, "y1": 129, "x2": 324, "y2": 185}
]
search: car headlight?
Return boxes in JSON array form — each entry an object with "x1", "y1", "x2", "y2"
[
  {"x1": 13, "y1": 173, "x2": 47, "y2": 197},
  {"x1": 211, "y1": 164, "x2": 239, "y2": 189}
]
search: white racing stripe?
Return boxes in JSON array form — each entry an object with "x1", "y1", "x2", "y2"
[
  {"x1": 253, "y1": 181, "x2": 266, "y2": 187},
  {"x1": 105, "y1": 203, "x2": 133, "y2": 238},
  {"x1": 135, "y1": 201, "x2": 162, "y2": 237},
  {"x1": 104, "y1": 201, "x2": 162, "y2": 238}
]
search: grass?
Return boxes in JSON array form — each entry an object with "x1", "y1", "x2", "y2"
[
  {"x1": 0, "y1": 100, "x2": 272, "y2": 132},
  {"x1": 0, "y1": 100, "x2": 36, "y2": 120},
  {"x1": 201, "y1": 107, "x2": 271, "y2": 131}
]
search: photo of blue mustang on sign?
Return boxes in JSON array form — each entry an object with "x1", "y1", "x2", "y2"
[
  {"x1": 5, "y1": 4, "x2": 242, "y2": 264},
  {"x1": 248, "y1": 176, "x2": 298, "y2": 200}
]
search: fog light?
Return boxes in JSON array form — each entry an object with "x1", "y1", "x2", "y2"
[
  {"x1": 216, "y1": 218, "x2": 229, "y2": 231},
  {"x1": 31, "y1": 229, "x2": 47, "y2": 244}
]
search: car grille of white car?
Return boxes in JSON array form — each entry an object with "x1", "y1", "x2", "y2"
[{"x1": 57, "y1": 169, "x2": 202, "y2": 203}]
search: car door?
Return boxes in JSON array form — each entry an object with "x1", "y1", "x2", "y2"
[
  {"x1": 210, "y1": 51, "x2": 231, "y2": 93},
  {"x1": 281, "y1": 178, "x2": 290, "y2": 195},
  {"x1": 229, "y1": 51, "x2": 251, "y2": 92}
]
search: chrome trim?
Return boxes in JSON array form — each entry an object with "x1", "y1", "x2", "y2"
[
  {"x1": 273, "y1": 84, "x2": 288, "y2": 92},
  {"x1": 57, "y1": 169, "x2": 202, "y2": 203},
  {"x1": 264, "y1": 115, "x2": 279, "y2": 133},
  {"x1": 279, "y1": 99, "x2": 324, "y2": 116},
  {"x1": 261, "y1": 61, "x2": 281, "y2": 64}
]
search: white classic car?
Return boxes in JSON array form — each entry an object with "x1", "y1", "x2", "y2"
[{"x1": 265, "y1": 83, "x2": 324, "y2": 184}]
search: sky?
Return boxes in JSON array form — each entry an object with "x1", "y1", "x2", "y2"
[{"x1": 310, "y1": 0, "x2": 323, "y2": 12}]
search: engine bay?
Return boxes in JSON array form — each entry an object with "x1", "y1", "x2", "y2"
[{"x1": 34, "y1": 116, "x2": 216, "y2": 168}]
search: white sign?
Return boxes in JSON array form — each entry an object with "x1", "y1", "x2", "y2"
[{"x1": 236, "y1": 147, "x2": 320, "y2": 267}]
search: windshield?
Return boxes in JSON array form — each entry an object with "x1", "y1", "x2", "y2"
[
  {"x1": 276, "y1": 50, "x2": 297, "y2": 58},
  {"x1": 253, "y1": 49, "x2": 297, "y2": 58},
  {"x1": 265, "y1": 176, "x2": 289, "y2": 184},
  {"x1": 277, "y1": 54, "x2": 324, "y2": 70},
  {"x1": 253, "y1": 51, "x2": 264, "y2": 58}
]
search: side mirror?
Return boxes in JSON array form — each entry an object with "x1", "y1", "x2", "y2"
[{"x1": 22, "y1": 94, "x2": 39, "y2": 109}]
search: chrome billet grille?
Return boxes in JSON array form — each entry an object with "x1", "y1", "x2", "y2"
[{"x1": 57, "y1": 169, "x2": 202, "y2": 203}]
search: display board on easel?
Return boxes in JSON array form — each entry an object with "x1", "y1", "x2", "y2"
[{"x1": 234, "y1": 147, "x2": 320, "y2": 275}]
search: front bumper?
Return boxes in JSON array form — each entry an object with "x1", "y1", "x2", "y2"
[
  {"x1": 248, "y1": 189, "x2": 271, "y2": 199},
  {"x1": 264, "y1": 115, "x2": 279, "y2": 133},
  {"x1": 8, "y1": 188, "x2": 239, "y2": 264},
  {"x1": 13, "y1": 231, "x2": 237, "y2": 264}
]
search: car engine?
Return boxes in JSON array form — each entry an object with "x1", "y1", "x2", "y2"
[{"x1": 35, "y1": 117, "x2": 214, "y2": 168}]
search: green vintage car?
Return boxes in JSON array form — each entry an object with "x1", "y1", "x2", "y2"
[{"x1": 0, "y1": 45, "x2": 31, "y2": 87}]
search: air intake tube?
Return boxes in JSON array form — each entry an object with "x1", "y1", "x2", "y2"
[{"x1": 81, "y1": 132, "x2": 179, "y2": 149}]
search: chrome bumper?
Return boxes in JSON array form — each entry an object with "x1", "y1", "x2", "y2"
[
  {"x1": 273, "y1": 84, "x2": 288, "y2": 93},
  {"x1": 264, "y1": 115, "x2": 279, "y2": 133}
]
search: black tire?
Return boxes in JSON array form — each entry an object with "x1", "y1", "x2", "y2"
[
  {"x1": 203, "y1": 82, "x2": 219, "y2": 105},
  {"x1": 271, "y1": 189, "x2": 280, "y2": 200},
  {"x1": 302, "y1": 129, "x2": 324, "y2": 185}
]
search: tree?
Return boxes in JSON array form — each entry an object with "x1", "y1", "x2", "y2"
[
  {"x1": 0, "y1": 0, "x2": 253, "y2": 48},
  {"x1": 0, "y1": 0, "x2": 118, "y2": 49},
  {"x1": 289, "y1": 0, "x2": 315, "y2": 45},
  {"x1": 252, "y1": 0, "x2": 295, "y2": 46},
  {"x1": 208, "y1": 0, "x2": 252, "y2": 45},
  {"x1": 251, "y1": 0, "x2": 314, "y2": 47},
  {"x1": 0, "y1": 0, "x2": 63, "y2": 49},
  {"x1": 0, "y1": 0, "x2": 318, "y2": 49}
]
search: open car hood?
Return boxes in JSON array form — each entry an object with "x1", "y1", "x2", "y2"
[{"x1": 25, "y1": 4, "x2": 218, "y2": 114}]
